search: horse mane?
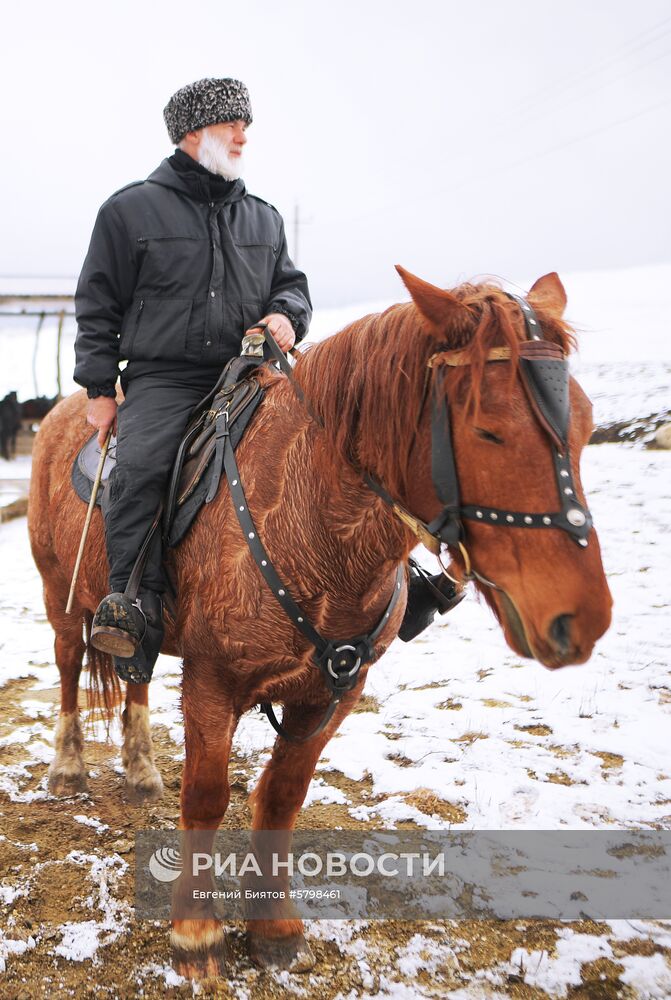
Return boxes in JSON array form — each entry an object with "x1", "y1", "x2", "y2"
[{"x1": 291, "y1": 281, "x2": 576, "y2": 499}]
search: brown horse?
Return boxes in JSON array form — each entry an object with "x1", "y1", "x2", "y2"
[{"x1": 28, "y1": 268, "x2": 612, "y2": 977}]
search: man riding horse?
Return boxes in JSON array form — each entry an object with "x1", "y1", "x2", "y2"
[{"x1": 74, "y1": 77, "x2": 461, "y2": 685}]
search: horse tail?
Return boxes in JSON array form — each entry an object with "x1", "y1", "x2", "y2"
[{"x1": 83, "y1": 609, "x2": 121, "y2": 726}]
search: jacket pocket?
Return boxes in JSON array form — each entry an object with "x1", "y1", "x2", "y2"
[
  {"x1": 121, "y1": 297, "x2": 193, "y2": 362},
  {"x1": 136, "y1": 236, "x2": 209, "y2": 297}
]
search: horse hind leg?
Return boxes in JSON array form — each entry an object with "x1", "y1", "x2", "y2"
[
  {"x1": 122, "y1": 683, "x2": 163, "y2": 803},
  {"x1": 47, "y1": 597, "x2": 163, "y2": 802}
]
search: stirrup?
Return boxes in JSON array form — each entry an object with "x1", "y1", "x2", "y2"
[
  {"x1": 398, "y1": 564, "x2": 465, "y2": 643},
  {"x1": 90, "y1": 592, "x2": 146, "y2": 658},
  {"x1": 113, "y1": 592, "x2": 164, "y2": 685}
]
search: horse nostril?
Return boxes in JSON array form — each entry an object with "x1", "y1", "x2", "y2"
[{"x1": 549, "y1": 614, "x2": 573, "y2": 654}]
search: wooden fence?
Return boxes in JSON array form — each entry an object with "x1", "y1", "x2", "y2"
[{"x1": 0, "y1": 294, "x2": 75, "y2": 398}]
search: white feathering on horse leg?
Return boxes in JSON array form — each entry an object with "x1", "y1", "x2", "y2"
[
  {"x1": 170, "y1": 921, "x2": 225, "y2": 952},
  {"x1": 121, "y1": 702, "x2": 163, "y2": 802},
  {"x1": 47, "y1": 711, "x2": 87, "y2": 795}
]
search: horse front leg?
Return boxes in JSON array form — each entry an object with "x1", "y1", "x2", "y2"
[
  {"x1": 45, "y1": 590, "x2": 88, "y2": 796},
  {"x1": 170, "y1": 666, "x2": 238, "y2": 980},
  {"x1": 122, "y1": 682, "x2": 163, "y2": 803},
  {"x1": 246, "y1": 695, "x2": 359, "y2": 971}
]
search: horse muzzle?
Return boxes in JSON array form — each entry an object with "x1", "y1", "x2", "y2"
[{"x1": 496, "y1": 589, "x2": 612, "y2": 670}]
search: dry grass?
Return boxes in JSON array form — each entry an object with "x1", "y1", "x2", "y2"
[
  {"x1": 593, "y1": 751, "x2": 624, "y2": 771},
  {"x1": 351, "y1": 695, "x2": 381, "y2": 714},
  {"x1": 436, "y1": 698, "x2": 463, "y2": 711},
  {"x1": 514, "y1": 723, "x2": 553, "y2": 737},
  {"x1": 403, "y1": 788, "x2": 468, "y2": 824},
  {"x1": 453, "y1": 731, "x2": 488, "y2": 746}
]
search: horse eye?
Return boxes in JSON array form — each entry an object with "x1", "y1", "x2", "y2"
[{"x1": 475, "y1": 427, "x2": 504, "y2": 445}]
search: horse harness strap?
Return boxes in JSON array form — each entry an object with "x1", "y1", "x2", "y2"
[
  {"x1": 219, "y1": 322, "x2": 404, "y2": 743},
  {"x1": 222, "y1": 424, "x2": 404, "y2": 742}
]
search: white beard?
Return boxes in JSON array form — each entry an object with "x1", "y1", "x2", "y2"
[{"x1": 196, "y1": 128, "x2": 244, "y2": 180}]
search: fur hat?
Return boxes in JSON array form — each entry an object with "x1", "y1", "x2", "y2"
[{"x1": 163, "y1": 78, "x2": 253, "y2": 144}]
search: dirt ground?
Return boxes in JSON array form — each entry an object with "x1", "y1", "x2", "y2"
[{"x1": 1, "y1": 677, "x2": 670, "y2": 1000}]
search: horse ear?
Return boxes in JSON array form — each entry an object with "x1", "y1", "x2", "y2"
[
  {"x1": 528, "y1": 272, "x2": 567, "y2": 318},
  {"x1": 395, "y1": 265, "x2": 468, "y2": 330}
]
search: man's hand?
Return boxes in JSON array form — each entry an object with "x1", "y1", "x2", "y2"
[
  {"x1": 86, "y1": 396, "x2": 118, "y2": 447},
  {"x1": 247, "y1": 312, "x2": 296, "y2": 352}
]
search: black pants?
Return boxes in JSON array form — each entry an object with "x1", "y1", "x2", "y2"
[{"x1": 103, "y1": 366, "x2": 221, "y2": 593}]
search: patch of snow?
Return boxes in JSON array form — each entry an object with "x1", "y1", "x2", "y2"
[
  {"x1": 51, "y1": 852, "x2": 130, "y2": 962},
  {"x1": 138, "y1": 961, "x2": 189, "y2": 990},
  {"x1": 303, "y1": 777, "x2": 347, "y2": 806},
  {"x1": 271, "y1": 968, "x2": 309, "y2": 994},
  {"x1": 395, "y1": 932, "x2": 458, "y2": 976},
  {"x1": 72, "y1": 814, "x2": 109, "y2": 834},
  {"x1": 619, "y1": 953, "x2": 671, "y2": 998},
  {"x1": 53, "y1": 920, "x2": 107, "y2": 962},
  {"x1": 0, "y1": 884, "x2": 27, "y2": 906},
  {"x1": 507, "y1": 931, "x2": 613, "y2": 997},
  {"x1": 0, "y1": 930, "x2": 36, "y2": 973}
]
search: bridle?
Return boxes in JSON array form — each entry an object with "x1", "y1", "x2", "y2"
[{"x1": 363, "y1": 292, "x2": 593, "y2": 589}]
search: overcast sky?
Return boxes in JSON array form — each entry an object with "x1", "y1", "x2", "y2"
[{"x1": 1, "y1": 0, "x2": 669, "y2": 306}]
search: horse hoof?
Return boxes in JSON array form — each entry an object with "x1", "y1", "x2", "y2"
[
  {"x1": 171, "y1": 924, "x2": 227, "y2": 981},
  {"x1": 173, "y1": 949, "x2": 225, "y2": 981},
  {"x1": 248, "y1": 933, "x2": 315, "y2": 972},
  {"x1": 124, "y1": 772, "x2": 164, "y2": 804},
  {"x1": 47, "y1": 766, "x2": 88, "y2": 797}
]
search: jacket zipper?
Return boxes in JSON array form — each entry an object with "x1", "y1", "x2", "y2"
[{"x1": 124, "y1": 298, "x2": 144, "y2": 355}]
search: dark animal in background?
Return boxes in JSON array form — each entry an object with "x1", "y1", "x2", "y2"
[
  {"x1": 0, "y1": 391, "x2": 22, "y2": 460},
  {"x1": 20, "y1": 395, "x2": 59, "y2": 422}
]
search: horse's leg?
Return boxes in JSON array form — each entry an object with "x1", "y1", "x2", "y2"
[
  {"x1": 246, "y1": 697, "x2": 359, "y2": 971},
  {"x1": 122, "y1": 682, "x2": 163, "y2": 803},
  {"x1": 45, "y1": 590, "x2": 88, "y2": 796},
  {"x1": 170, "y1": 665, "x2": 237, "y2": 980}
]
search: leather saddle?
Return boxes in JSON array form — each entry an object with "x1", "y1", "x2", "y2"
[{"x1": 71, "y1": 353, "x2": 266, "y2": 548}]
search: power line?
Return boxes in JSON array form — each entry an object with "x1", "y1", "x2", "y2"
[
  {"x1": 513, "y1": 13, "x2": 671, "y2": 115},
  {"x1": 429, "y1": 13, "x2": 671, "y2": 176},
  {"x1": 303, "y1": 13, "x2": 671, "y2": 234},
  {"x1": 308, "y1": 93, "x2": 671, "y2": 231},
  {"x1": 451, "y1": 18, "x2": 671, "y2": 169},
  {"x1": 501, "y1": 44, "x2": 671, "y2": 140},
  {"x1": 452, "y1": 94, "x2": 671, "y2": 193}
]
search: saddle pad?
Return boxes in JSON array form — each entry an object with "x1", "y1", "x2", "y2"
[
  {"x1": 71, "y1": 376, "x2": 265, "y2": 548},
  {"x1": 71, "y1": 434, "x2": 117, "y2": 506}
]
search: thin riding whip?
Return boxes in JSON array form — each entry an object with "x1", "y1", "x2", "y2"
[{"x1": 65, "y1": 427, "x2": 112, "y2": 614}]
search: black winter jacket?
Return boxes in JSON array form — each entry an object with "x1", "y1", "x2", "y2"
[{"x1": 73, "y1": 156, "x2": 312, "y2": 391}]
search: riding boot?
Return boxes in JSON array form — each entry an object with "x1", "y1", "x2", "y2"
[
  {"x1": 91, "y1": 590, "x2": 164, "y2": 684},
  {"x1": 398, "y1": 562, "x2": 465, "y2": 642}
]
